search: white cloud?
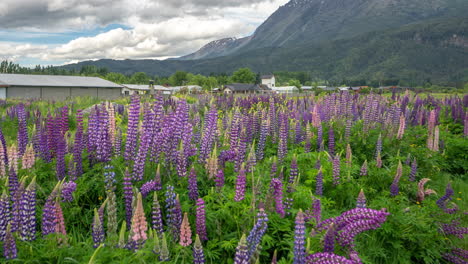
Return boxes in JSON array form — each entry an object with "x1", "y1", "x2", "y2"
[{"x1": 0, "y1": 0, "x2": 289, "y2": 65}]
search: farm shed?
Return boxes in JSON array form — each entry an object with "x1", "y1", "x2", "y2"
[
  {"x1": 0, "y1": 74, "x2": 122, "y2": 100},
  {"x1": 223, "y1": 83, "x2": 271, "y2": 94},
  {"x1": 122, "y1": 84, "x2": 172, "y2": 95},
  {"x1": 272, "y1": 86, "x2": 299, "y2": 94}
]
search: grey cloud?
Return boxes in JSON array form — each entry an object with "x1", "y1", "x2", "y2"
[{"x1": 0, "y1": 0, "x2": 274, "y2": 30}]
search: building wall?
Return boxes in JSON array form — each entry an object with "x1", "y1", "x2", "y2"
[
  {"x1": 71, "y1": 87, "x2": 98, "y2": 98},
  {"x1": 7, "y1": 87, "x2": 41, "y2": 99},
  {"x1": 42, "y1": 87, "x2": 72, "y2": 100},
  {"x1": 262, "y1": 77, "x2": 275, "y2": 88},
  {"x1": 0, "y1": 88, "x2": 6, "y2": 99},
  {"x1": 6, "y1": 86, "x2": 121, "y2": 99},
  {"x1": 97, "y1": 88, "x2": 121, "y2": 99}
]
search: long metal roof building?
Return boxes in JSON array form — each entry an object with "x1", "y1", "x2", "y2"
[{"x1": 0, "y1": 73, "x2": 122, "y2": 100}]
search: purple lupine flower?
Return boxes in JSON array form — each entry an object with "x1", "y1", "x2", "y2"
[
  {"x1": 104, "y1": 166, "x2": 116, "y2": 192},
  {"x1": 140, "y1": 180, "x2": 157, "y2": 198},
  {"x1": 61, "y1": 181, "x2": 77, "y2": 202},
  {"x1": 188, "y1": 167, "x2": 199, "y2": 201},
  {"x1": 246, "y1": 208, "x2": 269, "y2": 260},
  {"x1": 256, "y1": 118, "x2": 268, "y2": 161},
  {"x1": 360, "y1": 160, "x2": 368, "y2": 176},
  {"x1": 442, "y1": 248, "x2": 468, "y2": 264},
  {"x1": 3, "y1": 224, "x2": 17, "y2": 260},
  {"x1": 356, "y1": 190, "x2": 366, "y2": 208},
  {"x1": 270, "y1": 178, "x2": 285, "y2": 217},
  {"x1": 172, "y1": 196, "x2": 183, "y2": 241},
  {"x1": 123, "y1": 170, "x2": 134, "y2": 228},
  {"x1": 193, "y1": 235, "x2": 205, "y2": 264},
  {"x1": 176, "y1": 143, "x2": 188, "y2": 178},
  {"x1": 42, "y1": 184, "x2": 59, "y2": 236},
  {"x1": 440, "y1": 220, "x2": 468, "y2": 239},
  {"x1": 315, "y1": 158, "x2": 321, "y2": 169},
  {"x1": 390, "y1": 161, "x2": 403, "y2": 196},
  {"x1": 92, "y1": 208, "x2": 105, "y2": 248},
  {"x1": 270, "y1": 157, "x2": 278, "y2": 178},
  {"x1": 17, "y1": 103, "x2": 28, "y2": 156},
  {"x1": 214, "y1": 169, "x2": 225, "y2": 190},
  {"x1": 323, "y1": 223, "x2": 337, "y2": 253},
  {"x1": 21, "y1": 177, "x2": 37, "y2": 241},
  {"x1": 0, "y1": 190, "x2": 10, "y2": 241},
  {"x1": 10, "y1": 179, "x2": 25, "y2": 233},
  {"x1": 305, "y1": 197, "x2": 321, "y2": 225},
  {"x1": 306, "y1": 253, "x2": 354, "y2": 264},
  {"x1": 437, "y1": 183, "x2": 455, "y2": 211},
  {"x1": 8, "y1": 167, "x2": 19, "y2": 199},
  {"x1": 72, "y1": 110, "x2": 84, "y2": 179},
  {"x1": 332, "y1": 154, "x2": 340, "y2": 186},
  {"x1": 165, "y1": 186, "x2": 182, "y2": 241},
  {"x1": 234, "y1": 129, "x2": 247, "y2": 173},
  {"x1": 293, "y1": 209, "x2": 306, "y2": 264},
  {"x1": 317, "y1": 208, "x2": 390, "y2": 250},
  {"x1": 328, "y1": 126, "x2": 335, "y2": 156},
  {"x1": 295, "y1": 120, "x2": 303, "y2": 144},
  {"x1": 199, "y1": 106, "x2": 218, "y2": 164},
  {"x1": 409, "y1": 159, "x2": 417, "y2": 182},
  {"x1": 277, "y1": 113, "x2": 288, "y2": 163},
  {"x1": 132, "y1": 129, "x2": 151, "y2": 181},
  {"x1": 55, "y1": 136, "x2": 66, "y2": 180},
  {"x1": 316, "y1": 168, "x2": 323, "y2": 196},
  {"x1": 234, "y1": 164, "x2": 247, "y2": 202},
  {"x1": 288, "y1": 155, "x2": 298, "y2": 193},
  {"x1": 234, "y1": 234, "x2": 249, "y2": 264},
  {"x1": 196, "y1": 198, "x2": 208, "y2": 241},
  {"x1": 0, "y1": 127, "x2": 9, "y2": 167},
  {"x1": 151, "y1": 192, "x2": 164, "y2": 237},
  {"x1": 125, "y1": 95, "x2": 140, "y2": 161}
]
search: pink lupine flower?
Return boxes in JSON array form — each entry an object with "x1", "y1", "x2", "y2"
[
  {"x1": 397, "y1": 114, "x2": 406, "y2": 139},
  {"x1": 130, "y1": 193, "x2": 148, "y2": 248},
  {"x1": 21, "y1": 144, "x2": 35, "y2": 169},
  {"x1": 417, "y1": 178, "x2": 436, "y2": 202},
  {"x1": 179, "y1": 212, "x2": 192, "y2": 246}
]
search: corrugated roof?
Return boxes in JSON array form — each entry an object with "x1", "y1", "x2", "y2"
[
  {"x1": 123, "y1": 84, "x2": 150, "y2": 90},
  {"x1": 123, "y1": 84, "x2": 171, "y2": 91},
  {"x1": 225, "y1": 83, "x2": 261, "y2": 91},
  {"x1": 0, "y1": 74, "x2": 122, "y2": 88}
]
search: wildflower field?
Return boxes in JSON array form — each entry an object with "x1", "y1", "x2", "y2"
[{"x1": 0, "y1": 92, "x2": 467, "y2": 263}]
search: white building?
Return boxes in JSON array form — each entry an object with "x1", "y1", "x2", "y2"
[
  {"x1": 272, "y1": 86, "x2": 299, "y2": 94},
  {"x1": 122, "y1": 84, "x2": 172, "y2": 95},
  {"x1": 261, "y1": 74, "x2": 275, "y2": 89}
]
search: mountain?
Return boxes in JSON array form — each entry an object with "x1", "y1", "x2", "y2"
[
  {"x1": 178, "y1": 37, "x2": 250, "y2": 60},
  {"x1": 183, "y1": 0, "x2": 468, "y2": 60},
  {"x1": 62, "y1": 17, "x2": 468, "y2": 85}
]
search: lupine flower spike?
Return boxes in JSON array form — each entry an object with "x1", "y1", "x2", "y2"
[
  {"x1": 193, "y1": 235, "x2": 205, "y2": 264},
  {"x1": 179, "y1": 212, "x2": 192, "y2": 246},
  {"x1": 417, "y1": 178, "x2": 436, "y2": 202},
  {"x1": 356, "y1": 189, "x2": 366, "y2": 208}
]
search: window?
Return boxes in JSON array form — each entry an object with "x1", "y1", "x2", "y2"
[{"x1": 124, "y1": 91, "x2": 130, "y2": 95}]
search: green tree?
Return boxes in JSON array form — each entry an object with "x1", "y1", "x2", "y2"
[
  {"x1": 130, "y1": 72, "x2": 150, "y2": 84},
  {"x1": 105, "y1": 72, "x2": 127, "y2": 84},
  {"x1": 169, "y1": 71, "x2": 188, "y2": 86},
  {"x1": 231, "y1": 68, "x2": 256, "y2": 84}
]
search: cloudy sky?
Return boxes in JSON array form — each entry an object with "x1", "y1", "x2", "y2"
[{"x1": 0, "y1": 0, "x2": 288, "y2": 67}]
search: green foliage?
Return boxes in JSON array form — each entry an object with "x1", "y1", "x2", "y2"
[{"x1": 230, "y1": 68, "x2": 256, "y2": 84}]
